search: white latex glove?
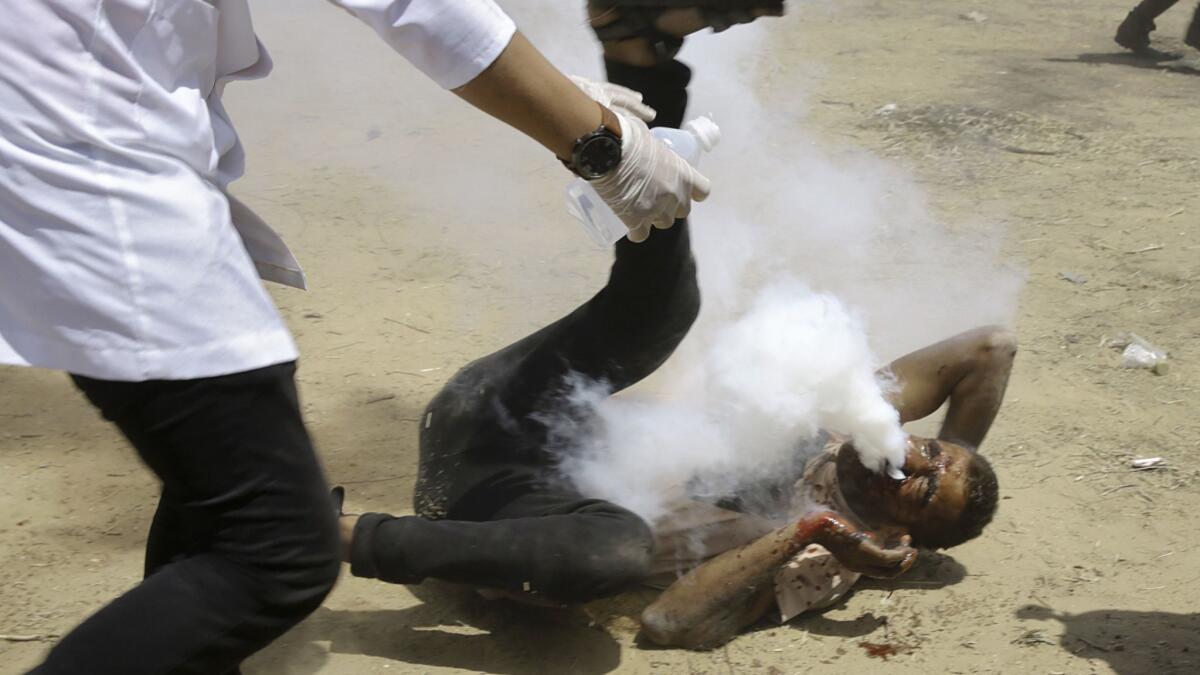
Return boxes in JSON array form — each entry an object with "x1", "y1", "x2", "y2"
[
  {"x1": 568, "y1": 75, "x2": 656, "y2": 122},
  {"x1": 591, "y1": 112, "x2": 712, "y2": 242}
]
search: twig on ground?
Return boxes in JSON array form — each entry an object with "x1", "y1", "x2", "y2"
[
  {"x1": 1126, "y1": 245, "x2": 1163, "y2": 254},
  {"x1": 339, "y1": 474, "x2": 410, "y2": 485},
  {"x1": 384, "y1": 318, "x2": 431, "y2": 334},
  {"x1": 326, "y1": 341, "x2": 363, "y2": 352},
  {"x1": 0, "y1": 633, "x2": 55, "y2": 642},
  {"x1": 1003, "y1": 145, "x2": 1060, "y2": 156}
]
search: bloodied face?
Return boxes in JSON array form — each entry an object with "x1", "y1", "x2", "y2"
[{"x1": 835, "y1": 436, "x2": 995, "y2": 548}]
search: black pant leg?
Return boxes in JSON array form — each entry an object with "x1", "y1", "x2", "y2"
[
  {"x1": 1134, "y1": 0, "x2": 1181, "y2": 19},
  {"x1": 604, "y1": 58, "x2": 692, "y2": 130},
  {"x1": 415, "y1": 220, "x2": 700, "y2": 519},
  {"x1": 351, "y1": 486, "x2": 653, "y2": 602},
  {"x1": 31, "y1": 363, "x2": 339, "y2": 675},
  {"x1": 496, "y1": 220, "x2": 699, "y2": 404},
  {"x1": 143, "y1": 490, "x2": 190, "y2": 578}
]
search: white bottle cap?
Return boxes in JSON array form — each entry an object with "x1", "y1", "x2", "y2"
[{"x1": 683, "y1": 116, "x2": 721, "y2": 152}]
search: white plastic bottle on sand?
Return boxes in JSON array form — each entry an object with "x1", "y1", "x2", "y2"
[{"x1": 566, "y1": 116, "x2": 721, "y2": 246}]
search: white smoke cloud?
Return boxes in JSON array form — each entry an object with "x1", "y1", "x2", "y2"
[{"x1": 554, "y1": 276, "x2": 906, "y2": 523}]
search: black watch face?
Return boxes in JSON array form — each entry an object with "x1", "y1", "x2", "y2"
[{"x1": 577, "y1": 133, "x2": 622, "y2": 180}]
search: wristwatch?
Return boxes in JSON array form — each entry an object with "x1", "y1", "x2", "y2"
[{"x1": 561, "y1": 104, "x2": 623, "y2": 180}]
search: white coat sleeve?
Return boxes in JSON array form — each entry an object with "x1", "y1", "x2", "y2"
[{"x1": 330, "y1": 0, "x2": 517, "y2": 89}]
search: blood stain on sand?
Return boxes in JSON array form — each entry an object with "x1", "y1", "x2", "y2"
[{"x1": 859, "y1": 641, "x2": 911, "y2": 660}]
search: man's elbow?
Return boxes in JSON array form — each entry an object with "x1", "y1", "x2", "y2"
[{"x1": 972, "y1": 325, "x2": 1018, "y2": 368}]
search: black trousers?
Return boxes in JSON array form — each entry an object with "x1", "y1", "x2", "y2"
[
  {"x1": 30, "y1": 362, "x2": 340, "y2": 675},
  {"x1": 1133, "y1": 0, "x2": 1180, "y2": 19},
  {"x1": 352, "y1": 219, "x2": 700, "y2": 602},
  {"x1": 349, "y1": 58, "x2": 703, "y2": 603}
]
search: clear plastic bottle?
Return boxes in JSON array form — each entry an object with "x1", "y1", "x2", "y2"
[{"x1": 566, "y1": 116, "x2": 721, "y2": 246}]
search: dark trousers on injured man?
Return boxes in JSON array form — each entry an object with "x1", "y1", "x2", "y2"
[
  {"x1": 29, "y1": 362, "x2": 340, "y2": 675},
  {"x1": 347, "y1": 219, "x2": 699, "y2": 603},
  {"x1": 343, "y1": 58, "x2": 698, "y2": 605}
]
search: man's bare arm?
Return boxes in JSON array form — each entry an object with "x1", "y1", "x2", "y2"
[
  {"x1": 640, "y1": 511, "x2": 915, "y2": 649},
  {"x1": 880, "y1": 326, "x2": 1017, "y2": 450}
]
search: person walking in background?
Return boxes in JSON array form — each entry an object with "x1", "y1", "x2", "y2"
[{"x1": 1114, "y1": 1, "x2": 1200, "y2": 56}]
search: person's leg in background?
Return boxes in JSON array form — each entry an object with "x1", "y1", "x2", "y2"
[
  {"x1": 1186, "y1": 3, "x2": 1200, "y2": 48},
  {"x1": 1115, "y1": 0, "x2": 1182, "y2": 53},
  {"x1": 30, "y1": 363, "x2": 340, "y2": 675}
]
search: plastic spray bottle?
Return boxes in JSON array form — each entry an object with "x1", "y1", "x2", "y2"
[{"x1": 566, "y1": 116, "x2": 721, "y2": 246}]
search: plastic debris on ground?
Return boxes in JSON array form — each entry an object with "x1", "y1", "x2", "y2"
[{"x1": 1103, "y1": 332, "x2": 1169, "y2": 375}]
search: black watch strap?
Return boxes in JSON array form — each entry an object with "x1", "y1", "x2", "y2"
[{"x1": 560, "y1": 104, "x2": 624, "y2": 180}]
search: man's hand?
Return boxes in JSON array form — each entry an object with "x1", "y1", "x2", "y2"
[
  {"x1": 803, "y1": 512, "x2": 918, "y2": 579},
  {"x1": 591, "y1": 112, "x2": 711, "y2": 241}
]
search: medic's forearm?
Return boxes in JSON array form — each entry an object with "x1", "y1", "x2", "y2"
[{"x1": 453, "y1": 32, "x2": 603, "y2": 161}]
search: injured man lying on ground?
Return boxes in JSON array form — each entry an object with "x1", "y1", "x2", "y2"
[{"x1": 334, "y1": 220, "x2": 1014, "y2": 650}]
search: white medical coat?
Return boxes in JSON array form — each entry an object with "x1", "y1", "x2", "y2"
[{"x1": 0, "y1": 0, "x2": 515, "y2": 381}]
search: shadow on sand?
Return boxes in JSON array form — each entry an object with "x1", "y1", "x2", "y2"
[
  {"x1": 247, "y1": 581, "x2": 625, "y2": 675},
  {"x1": 1045, "y1": 52, "x2": 1200, "y2": 77},
  {"x1": 1016, "y1": 604, "x2": 1200, "y2": 674},
  {"x1": 248, "y1": 551, "x2": 969, "y2": 672}
]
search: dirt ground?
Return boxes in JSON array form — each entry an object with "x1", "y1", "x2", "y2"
[{"x1": 3, "y1": 1, "x2": 1200, "y2": 673}]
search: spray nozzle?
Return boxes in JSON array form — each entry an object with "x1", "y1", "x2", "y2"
[
  {"x1": 885, "y1": 462, "x2": 906, "y2": 481},
  {"x1": 683, "y1": 116, "x2": 721, "y2": 152}
]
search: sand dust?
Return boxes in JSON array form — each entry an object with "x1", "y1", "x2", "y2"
[{"x1": 3, "y1": 1, "x2": 1199, "y2": 673}]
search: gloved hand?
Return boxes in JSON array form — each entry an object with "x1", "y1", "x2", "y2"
[
  {"x1": 568, "y1": 75, "x2": 656, "y2": 122},
  {"x1": 592, "y1": 111, "x2": 712, "y2": 242}
]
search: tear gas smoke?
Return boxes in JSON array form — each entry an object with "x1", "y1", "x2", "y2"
[
  {"x1": 701, "y1": 279, "x2": 906, "y2": 475},
  {"x1": 553, "y1": 277, "x2": 906, "y2": 523}
]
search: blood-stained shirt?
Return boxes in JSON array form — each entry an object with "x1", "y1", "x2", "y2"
[{"x1": 649, "y1": 438, "x2": 862, "y2": 622}]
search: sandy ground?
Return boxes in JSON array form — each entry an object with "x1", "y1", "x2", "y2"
[{"x1": 3, "y1": 1, "x2": 1200, "y2": 673}]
